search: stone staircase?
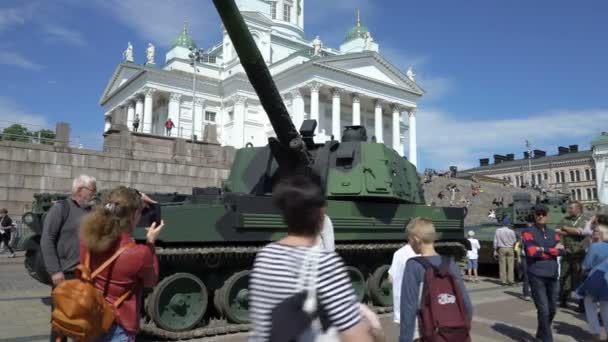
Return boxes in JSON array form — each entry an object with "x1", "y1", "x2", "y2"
[{"x1": 421, "y1": 176, "x2": 540, "y2": 226}]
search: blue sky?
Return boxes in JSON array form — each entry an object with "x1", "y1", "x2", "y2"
[{"x1": 1, "y1": 0, "x2": 607, "y2": 170}]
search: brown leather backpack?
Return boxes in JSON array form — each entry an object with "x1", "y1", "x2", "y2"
[{"x1": 51, "y1": 243, "x2": 135, "y2": 342}]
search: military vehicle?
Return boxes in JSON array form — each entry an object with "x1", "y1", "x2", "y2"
[
  {"x1": 21, "y1": 0, "x2": 468, "y2": 339},
  {"x1": 469, "y1": 192, "x2": 570, "y2": 266}
]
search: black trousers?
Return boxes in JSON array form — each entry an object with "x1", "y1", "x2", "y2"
[
  {"x1": 0, "y1": 230, "x2": 14, "y2": 253},
  {"x1": 50, "y1": 271, "x2": 76, "y2": 342},
  {"x1": 529, "y1": 273, "x2": 559, "y2": 342}
]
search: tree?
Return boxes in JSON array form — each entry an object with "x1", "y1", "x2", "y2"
[
  {"x1": 0, "y1": 124, "x2": 31, "y2": 143},
  {"x1": 33, "y1": 129, "x2": 56, "y2": 145}
]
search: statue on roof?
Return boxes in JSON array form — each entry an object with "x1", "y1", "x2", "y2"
[
  {"x1": 406, "y1": 66, "x2": 416, "y2": 82},
  {"x1": 146, "y1": 43, "x2": 155, "y2": 65},
  {"x1": 123, "y1": 42, "x2": 134, "y2": 62},
  {"x1": 312, "y1": 35, "x2": 323, "y2": 56},
  {"x1": 364, "y1": 31, "x2": 374, "y2": 50}
]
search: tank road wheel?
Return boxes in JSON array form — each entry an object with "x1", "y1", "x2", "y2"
[
  {"x1": 367, "y1": 265, "x2": 392, "y2": 307},
  {"x1": 147, "y1": 273, "x2": 208, "y2": 332},
  {"x1": 218, "y1": 270, "x2": 251, "y2": 324},
  {"x1": 346, "y1": 266, "x2": 366, "y2": 302}
]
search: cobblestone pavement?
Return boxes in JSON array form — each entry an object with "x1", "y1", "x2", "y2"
[{"x1": 0, "y1": 252, "x2": 592, "y2": 342}]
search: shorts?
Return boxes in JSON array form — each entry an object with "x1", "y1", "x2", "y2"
[{"x1": 467, "y1": 258, "x2": 478, "y2": 270}]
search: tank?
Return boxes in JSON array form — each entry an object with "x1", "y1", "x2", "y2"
[
  {"x1": 21, "y1": 0, "x2": 468, "y2": 339},
  {"x1": 470, "y1": 191, "x2": 570, "y2": 266}
]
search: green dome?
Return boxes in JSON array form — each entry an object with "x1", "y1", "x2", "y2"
[
  {"x1": 592, "y1": 132, "x2": 608, "y2": 146},
  {"x1": 172, "y1": 22, "x2": 197, "y2": 49},
  {"x1": 343, "y1": 10, "x2": 370, "y2": 43},
  {"x1": 344, "y1": 24, "x2": 369, "y2": 43}
]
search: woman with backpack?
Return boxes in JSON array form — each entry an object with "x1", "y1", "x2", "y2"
[
  {"x1": 249, "y1": 175, "x2": 383, "y2": 342},
  {"x1": 79, "y1": 187, "x2": 165, "y2": 341}
]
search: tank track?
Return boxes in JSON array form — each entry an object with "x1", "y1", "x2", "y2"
[
  {"x1": 142, "y1": 242, "x2": 462, "y2": 340},
  {"x1": 140, "y1": 307, "x2": 394, "y2": 340}
]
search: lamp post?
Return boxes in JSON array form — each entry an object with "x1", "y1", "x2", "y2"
[
  {"x1": 525, "y1": 139, "x2": 533, "y2": 187},
  {"x1": 188, "y1": 47, "x2": 203, "y2": 141}
]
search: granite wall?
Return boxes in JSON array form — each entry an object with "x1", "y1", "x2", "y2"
[{"x1": 0, "y1": 123, "x2": 235, "y2": 215}]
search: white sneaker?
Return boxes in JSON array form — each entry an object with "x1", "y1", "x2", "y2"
[{"x1": 8, "y1": 253, "x2": 15, "y2": 258}]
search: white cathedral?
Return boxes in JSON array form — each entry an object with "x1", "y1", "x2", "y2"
[{"x1": 99, "y1": 0, "x2": 423, "y2": 166}]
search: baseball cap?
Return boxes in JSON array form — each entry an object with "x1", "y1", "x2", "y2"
[
  {"x1": 502, "y1": 217, "x2": 511, "y2": 226},
  {"x1": 468, "y1": 230, "x2": 475, "y2": 237},
  {"x1": 533, "y1": 204, "x2": 548, "y2": 213}
]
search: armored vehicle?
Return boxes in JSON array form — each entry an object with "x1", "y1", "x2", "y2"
[
  {"x1": 21, "y1": 0, "x2": 468, "y2": 339},
  {"x1": 470, "y1": 192, "x2": 569, "y2": 266}
]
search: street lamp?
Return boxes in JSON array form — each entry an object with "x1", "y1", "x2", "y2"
[
  {"x1": 188, "y1": 47, "x2": 204, "y2": 141},
  {"x1": 525, "y1": 139, "x2": 533, "y2": 187}
]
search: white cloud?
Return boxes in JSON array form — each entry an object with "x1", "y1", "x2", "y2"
[
  {"x1": 0, "y1": 51, "x2": 43, "y2": 70},
  {"x1": 415, "y1": 108, "x2": 608, "y2": 170},
  {"x1": 92, "y1": 0, "x2": 220, "y2": 48},
  {"x1": 43, "y1": 24, "x2": 86, "y2": 46},
  {"x1": 0, "y1": 4, "x2": 35, "y2": 32},
  {"x1": 0, "y1": 96, "x2": 50, "y2": 130}
]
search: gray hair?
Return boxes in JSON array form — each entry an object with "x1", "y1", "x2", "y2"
[{"x1": 72, "y1": 174, "x2": 97, "y2": 194}]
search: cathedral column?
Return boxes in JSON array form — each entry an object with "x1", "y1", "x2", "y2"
[
  {"x1": 291, "y1": 88, "x2": 304, "y2": 131},
  {"x1": 392, "y1": 104, "x2": 401, "y2": 152},
  {"x1": 126, "y1": 100, "x2": 135, "y2": 131},
  {"x1": 352, "y1": 94, "x2": 361, "y2": 126},
  {"x1": 331, "y1": 88, "x2": 342, "y2": 141},
  {"x1": 233, "y1": 95, "x2": 247, "y2": 148},
  {"x1": 408, "y1": 108, "x2": 418, "y2": 167},
  {"x1": 374, "y1": 100, "x2": 383, "y2": 143},
  {"x1": 194, "y1": 98, "x2": 205, "y2": 140},
  {"x1": 168, "y1": 93, "x2": 182, "y2": 137},
  {"x1": 135, "y1": 95, "x2": 144, "y2": 131},
  {"x1": 143, "y1": 88, "x2": 155, "y2": 134},
  {"x1": 309, "y1": 82, "x2": 320, "y2": 135}
]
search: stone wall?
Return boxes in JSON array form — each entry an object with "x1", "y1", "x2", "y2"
[{"x1": 0, "y1": 124, "x2": 235, "y2": 215}]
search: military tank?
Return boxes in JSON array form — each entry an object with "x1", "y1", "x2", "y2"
[
  {"x1": 470, "y1": 191, "x2": 570, "y2": 266},
  {"x1": 21, "y1": 0, "x2": 468, "y2": 339}
]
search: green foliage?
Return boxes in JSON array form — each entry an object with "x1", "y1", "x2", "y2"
[
  {"x1": 35, "y1": 129, "x2": 56, "y2": 145},
  {"x1": 0, "y1": 124, "x2": 56, "y2": 144},
  {"x1": 1, "y1": 124, "x2": 31, "y2": 142}
]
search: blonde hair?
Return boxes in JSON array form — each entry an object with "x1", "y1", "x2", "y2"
[
  {"x1": 80, "y1": 186, "x2": 141, "y2": 253},
  {"x1": 406, "y1": 217, "x2": 436, "y2": 243}
]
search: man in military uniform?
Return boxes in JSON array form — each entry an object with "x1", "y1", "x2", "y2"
[{"x1": 556, "y1": 200, "x2": 589, "y2": 311}]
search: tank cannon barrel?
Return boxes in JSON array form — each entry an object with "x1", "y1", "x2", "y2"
[{"x1": 212, "y1": 0, "x2": 312, "y2": 170}]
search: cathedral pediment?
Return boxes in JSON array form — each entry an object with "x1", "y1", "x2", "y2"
[
  {"x1": 99, "y1": 63, "x2": 145, "y2": 104},
  {"x1": 315, "y1": 52, "x2": 424, "y2": 95}
]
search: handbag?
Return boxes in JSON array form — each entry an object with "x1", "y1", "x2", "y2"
[{"x1": 270, "y1": 246, "x2": 339, "y2": 342}]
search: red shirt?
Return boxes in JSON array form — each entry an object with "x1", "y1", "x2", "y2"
[{"x1": 79, "y1": 233, "x2": 158, "y2": 334}]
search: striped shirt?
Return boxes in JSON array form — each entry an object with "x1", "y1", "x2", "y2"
[{"x1": 249, "y1": 243, "x2": 361, "y2": 341}]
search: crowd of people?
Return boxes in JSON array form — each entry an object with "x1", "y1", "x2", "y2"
[
  {"x1": 11, "y1": 171, "x2": 607, "y2": 342},
  {"x1": 481, "y1": 200, "x2": 608, "y2": 341}
]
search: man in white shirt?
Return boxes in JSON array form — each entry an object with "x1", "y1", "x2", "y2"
[{"x1": 388, "y1": 243, "x2": 418, "y2": 323}]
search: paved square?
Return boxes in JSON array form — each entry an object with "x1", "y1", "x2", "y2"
[{"x1": 0, "y1": 253, "x2": 592, "y2": 342}]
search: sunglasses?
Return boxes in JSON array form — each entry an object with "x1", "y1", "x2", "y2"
[{"x1": 535, "y1": 211, "x2": 548, "y2": 217}]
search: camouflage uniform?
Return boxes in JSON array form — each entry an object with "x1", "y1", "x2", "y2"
[{"x1": 557, "y1": 214, "x2": 588, "y2": 305}]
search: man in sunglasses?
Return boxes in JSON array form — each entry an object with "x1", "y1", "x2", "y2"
[{"x1": 521, "y1": 204, "x2": 566, "y2": 342}]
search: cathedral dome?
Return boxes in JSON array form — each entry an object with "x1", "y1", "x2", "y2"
[
  {"x1": 343, "y1": 10, "x2": 369, "y2": 43},
  {"x1": 172, "y1": 22, "x2": 197, "y2": 49}
]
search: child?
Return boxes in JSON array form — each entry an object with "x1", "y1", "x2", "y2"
[
  {"x1": 467, "y1": 230, "x2": 481, "y2": 282},
  {"x1": 399, "y1": 218, "x2": 473, "y2": 342}
]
